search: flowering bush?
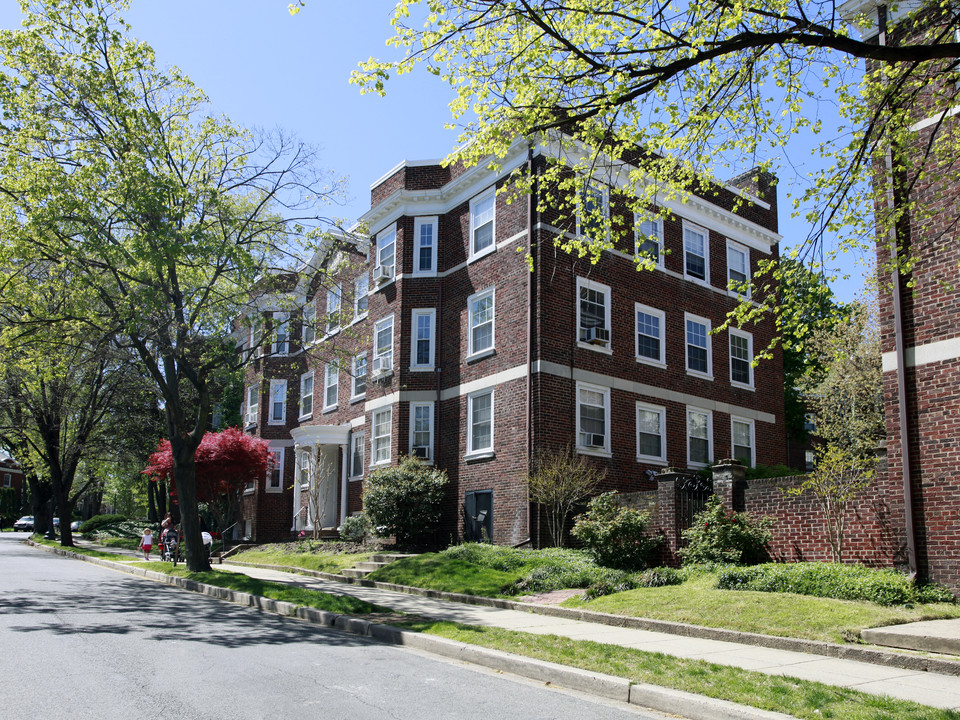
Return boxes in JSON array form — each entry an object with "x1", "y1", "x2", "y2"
[
  {"x1": 678, "y1": 496, "x2": 774, "y2": 566},
  {"x1": 570, "y1": 492, "x2": 661, "y2": 571}
]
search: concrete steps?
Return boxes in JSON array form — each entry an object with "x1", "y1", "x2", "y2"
[{"x1": 341, "y1": 553, "x2": 418, "y2": 579}]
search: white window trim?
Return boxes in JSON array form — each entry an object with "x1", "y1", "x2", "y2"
[
  {"x1": 354, "y1": 274, "x2": 369, "y2": 320},
  {"x1": 350, "y1": 432, "x2": 365, "y2": 480},
  {"x1": 636, "y1": 401, "x2": 668, "y2": 465},
  {"x1": 466, "y1": 287, "x2": 496, "y2": 361},
  {"x1": 268, "y1": 379, "x2": 287, "y2": 426},
  {"x1": 726, "y1": 240, "x2": 751, "y2": 298},
  {"x1": 351, "y1": 353, "x2": 367, "y2": 402},
  {"x1": 325, "y1": 285, "x2": 342, "y2": 336},
  {"x1": 266, "y1": 447, "x2": 284, "y2": 493},
  {"x1": 634, "y1": 302, "x2": 666, "y2": 368},
  {"x1": 323, "y1": 364, "x2": 339, "y2": 412},
  {"x1": 302, "y1": 300, "x2": 316, "y2": 346},
  {"x1": 272, "y1": 312, "x2": 290, "y2": 356},
  {"x1": 576, "y1": 381, "x2": 611, "y2": 457},
  {"x1": 245, "y1": 383, "x2": 259, "y2": 428},
  {"x1": 409, "y1": 401, "x2": 435, "y2": 464},
  {"x1": 466, "y1": 388, "x2": 495, "y2": 459},
  {"x1": 576, "y1": 277, "x2": 612, "y2": 353},
  {"x1": 731, "y1": 416, "x2": 756, "y2": 468},
  {"x1": 684, "y1": 312, "x2": 713, "y2": 380},
  {"x1": 682, "y1": 220, "x2": 710, "y2": 286},
  {"x1": 373, "y1": 314, "x2": 395, "y2": 376},
  {"x1": 410, "y1": 308, "x2": 437, "y2": 371},
  {"x1": 686, "y1": 406, "x2": 714, "y2": 469},
  {"x1": 469, "y1": 188, "x2": 497, "y2": 263},
  {"x1": 729, "y1": 328, "x2": 755, "y2": 390},
  {"x1": 413, "y1": 216, "x2": 438, "y2": 276},
  {"x1": 577, "y1": 182, "x2": 610, "y2": 244},
  {"x1": 299, "y1": 371, "x2": 314, "y2": 420},
  {"x1": 375, "y1": 226, "x2": 397, "y2": 288},
  {"x1": 372, "y1": 407, "x2": 393, "y2": 466},
  {"x1": 634, "y1": 214, "x2": 664, "y2": 268}
]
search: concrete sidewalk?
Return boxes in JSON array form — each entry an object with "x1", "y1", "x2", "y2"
[{"x1": 213, "y1": 561, "x2": 960, "y2": 711}]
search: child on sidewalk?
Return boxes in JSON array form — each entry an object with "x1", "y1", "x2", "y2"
[{"x1": 139, "y1": 528, "x2": 153, "y2": 561}]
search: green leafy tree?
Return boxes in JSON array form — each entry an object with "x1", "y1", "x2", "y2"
[
  {"x1": 362, "y1": 455, "x2": 449, "y2": 546},
  {"x1": 0, "y1": 0, "x2": 339, "y2": 570},
  {"x1": 527, "y1": 447, "x2": 604, "y2": 548}
]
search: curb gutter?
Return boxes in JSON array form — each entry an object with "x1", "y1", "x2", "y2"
[
  {"x1": 226, "y1": 558, "x2": 960, "y2": 677},
  {"x1": 30, "y1": 540, "x2": 794, "y2": 720}
]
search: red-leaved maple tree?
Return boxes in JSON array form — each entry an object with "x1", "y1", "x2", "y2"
[{"x1": 144, "y1": 427, "x2": 273, "y2": 530}]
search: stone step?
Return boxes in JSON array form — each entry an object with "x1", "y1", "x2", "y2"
[
  {"x1": 340, "y1": 568, "x2": 370, "y2": 579},
  {"x1": 354, "y1": 561, "x2": 390, "y2": 572},
  {"x1": 370, "y1": 553, "x2": 418, "y2": 563}
]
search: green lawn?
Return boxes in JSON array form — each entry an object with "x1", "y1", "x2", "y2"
[
  {"x1": 368, "y1": 555, "x2": 521, "y2": 596},
  {"x1": 233, "y1": 543, "x2": 374, "y2": 575}
]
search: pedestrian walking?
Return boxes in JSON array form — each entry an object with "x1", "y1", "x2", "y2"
[{"x1": 139, "y1": 528, "x2": 153, "y2": 561}]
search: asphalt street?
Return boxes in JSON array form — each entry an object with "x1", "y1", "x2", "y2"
[{"x1": 0, "y1": 532, "x2": 674, "y2": 720}]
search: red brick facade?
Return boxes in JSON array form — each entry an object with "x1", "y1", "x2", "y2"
[{"x1": 239, "y1": 140, "x2": 787, "y2": 546}]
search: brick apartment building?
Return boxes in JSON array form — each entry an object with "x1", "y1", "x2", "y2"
[
  {"x1": 239, "y1": 136, "x2": 787, "y2": 545},
  {"x1": 841, "y1": 0, "x2": 960, "y2": 588}
]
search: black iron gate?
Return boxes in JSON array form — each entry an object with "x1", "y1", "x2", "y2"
[{"x1": 676, "y1": 473, "x2": 713, "y2": 545}]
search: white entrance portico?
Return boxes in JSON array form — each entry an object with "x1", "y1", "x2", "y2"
[{"x1": 290, "y1": 424, "x2": 351, "y2": 532}]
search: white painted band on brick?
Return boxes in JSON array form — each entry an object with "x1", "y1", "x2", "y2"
[
  {"x1": 882, "y1": 335, "x2": 960, "y2": 372},
  {"x1": 910, "y1": 105, "x2": 960, "y2": 133},
  {"x1": 534, "y1": 360, "x2": 776, "y2": 424}
]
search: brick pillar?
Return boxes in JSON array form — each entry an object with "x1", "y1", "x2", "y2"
[
  {"x1": 712, "y1": 459, "x2": 747, "y2": 511},
  {"x1": 657, "y1": 468, "x2": 686, "y2": 564}
]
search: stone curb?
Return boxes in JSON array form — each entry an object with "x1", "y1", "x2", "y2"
[
  {"x1": 27, "y1": 540, "x2": 792, "y2": 720},
  {"x1": 226, "y1": 558, "x2": 960, "y2": 677}
]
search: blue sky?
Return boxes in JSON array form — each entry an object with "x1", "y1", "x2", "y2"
[{"x1": 1, "y1": 0, "x2": 871, "y2": 300}]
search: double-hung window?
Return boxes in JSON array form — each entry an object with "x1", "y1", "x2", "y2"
[
  {"x1": 685, "y1": 313, "x2": 712, "y2": 378},
  {"x1": 266, "y1": 447, "x2": 283, "y2": 492},
  {"x1": 354, "y1": 274, "x2": 369, "y2": 319},
  {"x1": 272, "y1": 313, "x2": 289, "y2": 355},
  {"x1": 350, "y1": 432, "x2": 365, "y2": 479},
  {"x1": 269, "y1": 379, "x2": 287, "y2": 425},
  {"x1": 577, "y1": 382, "x2": 610, "y2": 454},
  {"x1": 687, "y1": 407, "x2": 713, "y2": 467},
  {"x1": 469, "y1": 189, "x2": 496, "y2": 261},
  {"x1": 410, "y1": 402, "x2": 434, "y2": 462},
  {"x1": 411, "y1": 309, "x2": 436, "y2": 369},
  {"x1": 683, "y1": 222, "x2": 709, "y2": 283},
  {"x1": 729, "y1": 329, "x2": 754, "y2": 388},
  {"x1": 2, "y1": 474, "x2": 10, "y2": 488},
  {"x1": 325, "y1": 286, "x2": 341, "y2": 334},
  {"x1": 376, "y1": 227, "x2": 396, "y2": 283},
  {"x1": 731, "y1": 417, "x2": 755, "y2": 467},
  {"x1": 467, "y1": 287, "x2": 495, "y2": 359},
  {"x1": 351, "y1": 354, "x2": 367, "y2": 400},
  {"x1": 323, "y1": 364, "x2": 338, "y2": 411},
  {"x1": 636, "y1": 402, "x2": 667, "y2": 464},
  {"x1": 466, "y1": 389, "x2": 494, "y2": 457},
  {"x1": 245, "y1": 384, "x2": 259, "y2": 426},
  {"x1": 635, "y1": 303, "x2": 666, "y2": 366},
  {"x1": 413, "y1": 217, "x2": 438, "y2": 275},
  {"x1": 299, "y1": 371, "x2": 314, "y2": 419},
  {"x1": 577, "y1": 277, "x2": 611, "y2": 349},
  {"x1": 372, "y1": 408, "x2": 392, "y2": 465},
  {"x1": 373, "y1": 315, "x2": 394, "y2": 377},
  {"x1": 578, "y1": 182, "x2": 609, "y2": 242},
  {"x1": 635, "y1": 215, "x2": 663, "y2": 266},
  {"x1": 726, "y1": 241, "x2": 750, "y2": 296},
  {"x1": 301, "y1": 299, "x2": 316, "y2": 345}
]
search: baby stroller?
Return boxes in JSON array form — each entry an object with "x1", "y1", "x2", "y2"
[{"x1": 161, "y1": 528, "x2": 180, "y2": 566}]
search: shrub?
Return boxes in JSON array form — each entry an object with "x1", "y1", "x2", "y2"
[
  {"x1": 717, "y1": 562, "x2": 956, "y2": 606},
  {"x1": 362, "y1": 455, "x2": 448, "y2": 546},
  {"x1": 571, "y1": 492, "x2": 661, "y2": 571},
  {"x1": 79, "y1": 514, "x2": 127, "y2": 534},
  {"x1": 338, "y1": 514, "x2": 368, "y2": 544},
  {"x1": 584, "y1": 567, "x2": 683, "y2": 598},
  {"x1": 678, "y1": 496, "x2": 774, "y2": 566}
]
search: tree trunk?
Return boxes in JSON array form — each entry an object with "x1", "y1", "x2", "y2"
[
  {"x1": 28, "y1": 476, "x2": 53, "y2": 536},
  {"x1": 170, "y1": 437, "x2": 210, "y2": 572},
  {"x1": 147, "y1": 477, "x2": 158, "y2": 523}
]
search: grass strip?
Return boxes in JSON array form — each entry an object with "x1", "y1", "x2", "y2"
[
  {"x1": 33, "y1": 536, "x2": 137, "y2": 561},
  {"x1": 392, "y1": 619, "x2": 960, "y2": 720},
  {"x1": 234, "y1": 547, "x2": 374, "y2": 575}
]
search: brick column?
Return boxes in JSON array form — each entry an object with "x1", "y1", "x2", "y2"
[
  {"x1": 711, "y1": 459, "x2": 747, "y2": 511},
  {"x1": 657, "y1": 468, "x2": 686, "y2": 564}
]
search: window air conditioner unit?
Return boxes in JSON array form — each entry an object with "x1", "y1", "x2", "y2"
[
  {"x1": 373, "y1": 264, "x2": 394, "y2": 284},
  {"x1": 580, "y1": 327, "x2": 610, "y2": 345},
  {"x1": 372, "y1": 354, "x2": 393, "y2": 378},
  {"x1": 412, "y1": 445, "x2": 429, "y2": 459},
  {"x1": 245, "y1": 409, "x2": 258, "y2": 426},
  {"x1": 585, "y1": 433, "x2": 606, "y2": 448}
]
